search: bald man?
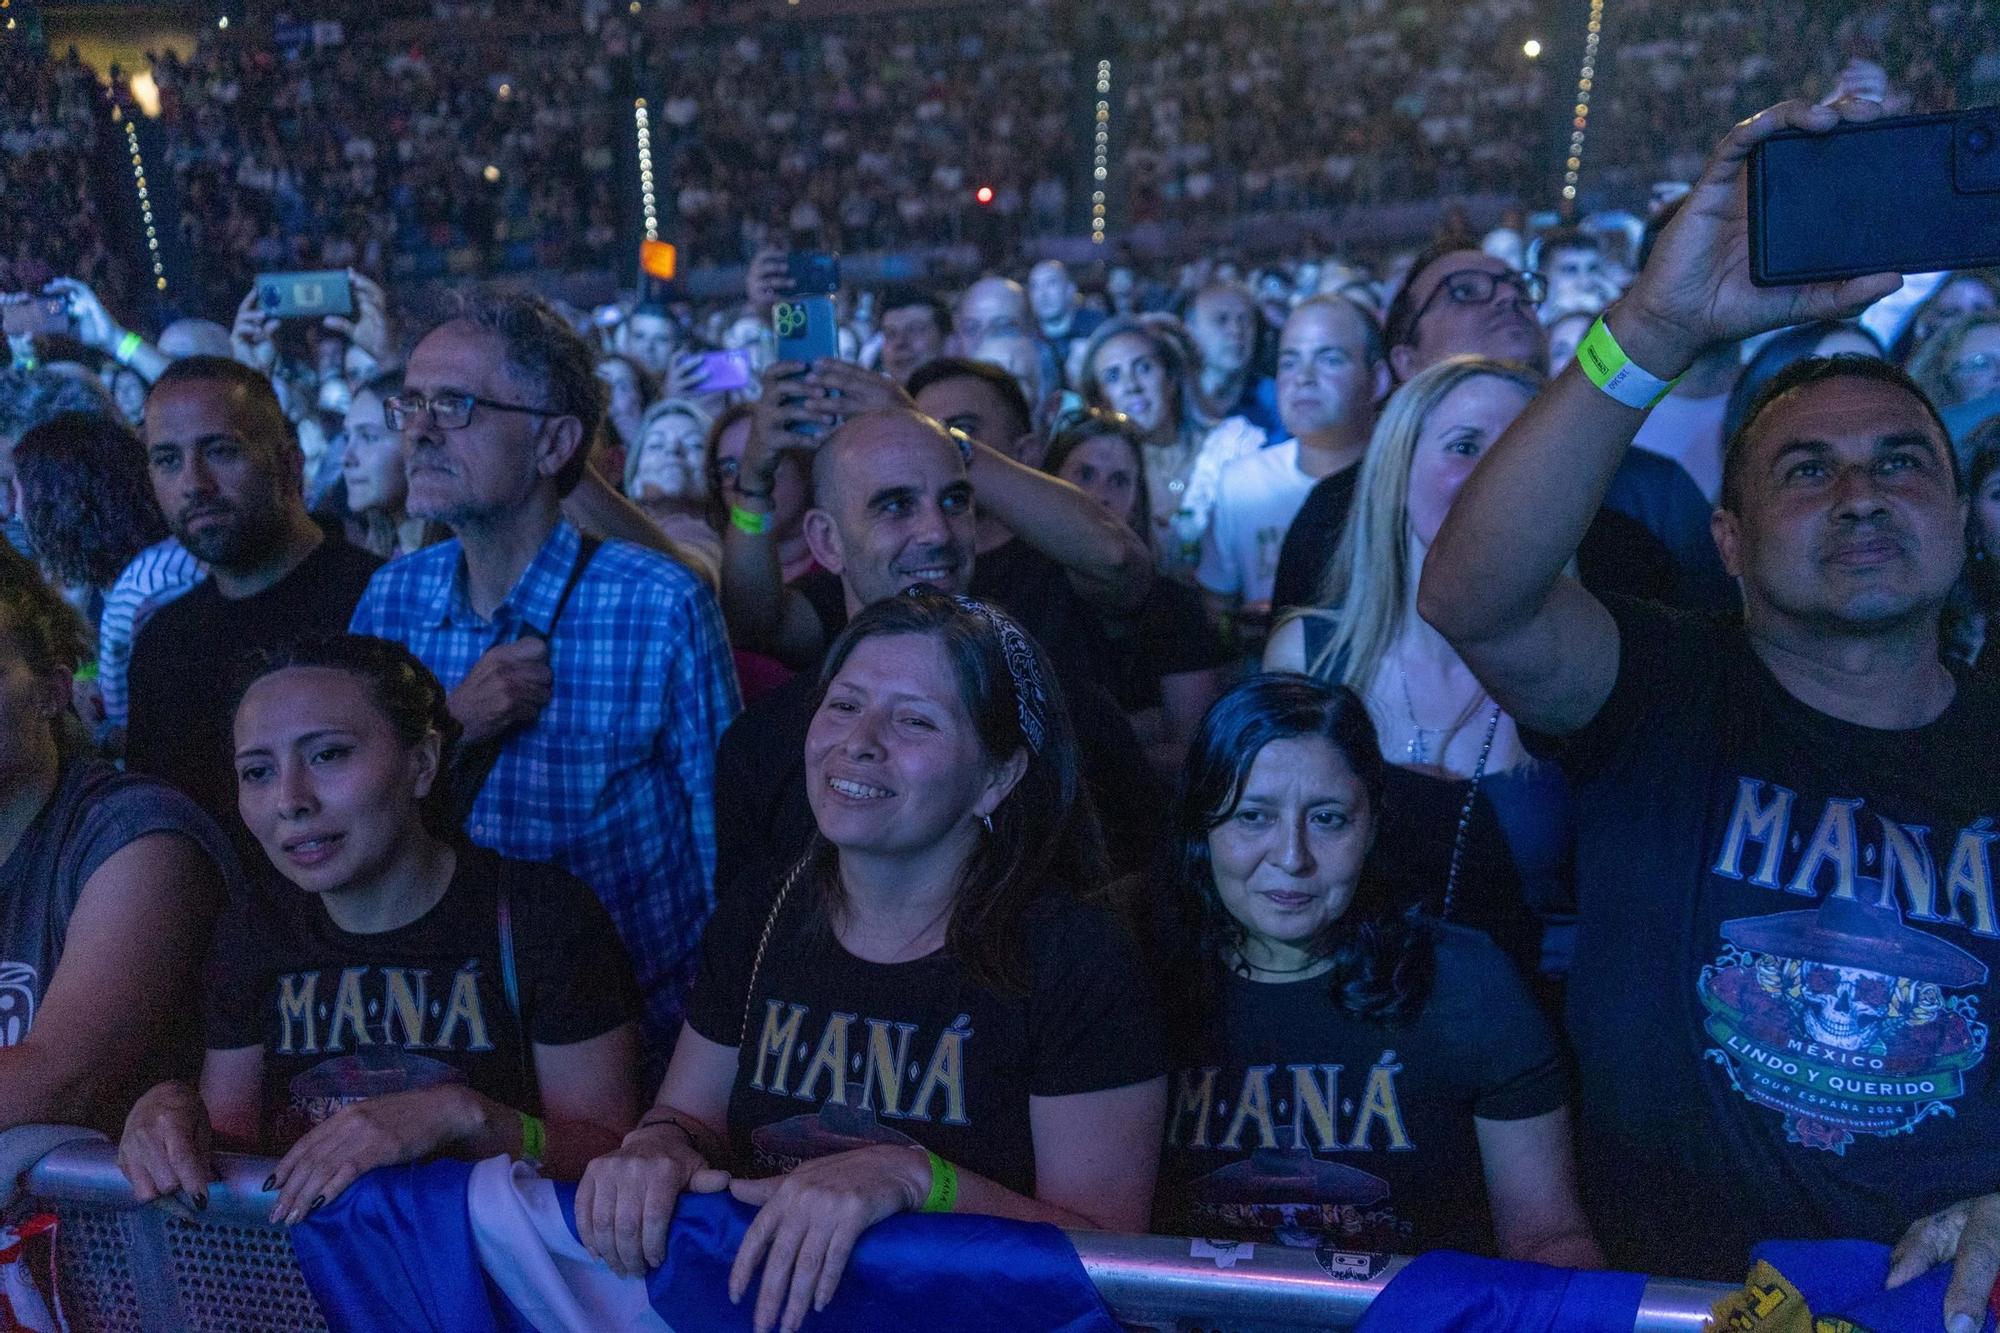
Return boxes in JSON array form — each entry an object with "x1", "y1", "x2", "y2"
[{"x1": 714, "y1": 407, "x2": 1162, "y2": 890}]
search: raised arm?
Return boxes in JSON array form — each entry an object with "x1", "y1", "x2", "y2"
[
  {"x1": 718, "y1": 362, "x2": 835, "y2": 666},
  {"x1": 562, "y1": 466, "x2": 716, "y2": 586},
  {"x1": 48, "y1": 278, "x2": 170, "y2": 383},
  {"x1": 803, "y1": 360, "x2": 1155, "y2": 613},
  {"x1": 962, "y1": 434, "x2": 1156, "y2": 613},
  {"x1": 1418, "y1": 98, "x2": 1901, "y2": 737}
]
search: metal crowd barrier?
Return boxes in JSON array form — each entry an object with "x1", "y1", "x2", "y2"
[{"x1": 8, "y1": 1133, "x2": 1735, "y2": 1332}]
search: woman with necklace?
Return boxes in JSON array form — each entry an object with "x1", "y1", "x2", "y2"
[
  {"x1": 577, "y1": 592, "x2": 1166, "y2": 1333},
  {"x1": 1142, "y1": 674, "x2": 1598, "y2": 1263},
  {"x1": 1265, "y1": 357, "x2": 1569, "y2": 989},
  {"x1": 1078, "y1": 315, "x2": 1265, "y2": 579}
]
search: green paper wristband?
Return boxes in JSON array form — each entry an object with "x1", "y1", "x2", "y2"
[
  {"x1": 116, "y1": 331, "x2": 144, "y2": 365},
  {"x1": 920, "y1": 1148, "x2": 958, "y2": 1213},
  {"x1": 730, "y1": 504, "x2": 773, "y2": 536},
  {"x1": 519, "y1": 1111, "x2": 547, "y2": 1166}
]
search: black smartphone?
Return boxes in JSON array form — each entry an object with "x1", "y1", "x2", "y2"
[
  {"x1": 2, "y1": 296, "x2": 71, "y2": 338},
  {"x1": 255, "y1": 270, "x2": 355, "y2": 319},
  {"x1": 1749, "y1": 105, "x2": 2000, "y2": 286},
  {"x1": 785, "y1": 251, "x2": 840, "y2": 297}
]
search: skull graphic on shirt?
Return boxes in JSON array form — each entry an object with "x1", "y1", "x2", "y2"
[{"x1": 0, "y1": 963, "x2": 37, "y2": 1048}]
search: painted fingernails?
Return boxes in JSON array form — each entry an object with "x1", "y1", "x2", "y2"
[
  {"x1": 308, "y1": 1195, "x2": 325, "y2": 1213},
  {"x1": 261, "y1": 1174, "x2": 277, "y2": 1192}
]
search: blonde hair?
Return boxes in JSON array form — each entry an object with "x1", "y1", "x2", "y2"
[
  {"x1": 624, "y1": 397, "x2": 714, "y2": 497},
  {"x1": 1293, "y1": 356, "x2": 1542, "y2": 693}
]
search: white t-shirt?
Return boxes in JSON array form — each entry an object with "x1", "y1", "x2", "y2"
[
  {"x1": 1196, "y1": 439, "x2": 1317, "y2": 608},
  {"x1": 1633, "y1": 391, "x2": 1729, "y2": 505}
]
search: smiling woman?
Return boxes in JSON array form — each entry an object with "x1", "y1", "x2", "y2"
[
  {"x1": 1143, "y1": 673, "x2": 1600, "y2": 1267},
  {"x1": 577, "y1": 590, "x2": 1168, "y2": 1333},
  {"x1": 115, "y1": 634, "x2": 642, "y2": 1224}
]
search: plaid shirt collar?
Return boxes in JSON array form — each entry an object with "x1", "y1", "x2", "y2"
[{"x1": 425, "y1": 517, "x2": 583, "y2": 634}]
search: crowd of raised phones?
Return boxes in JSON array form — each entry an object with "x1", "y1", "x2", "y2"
[{"x1": 4, "y1": 72, "x2": 2000, "y2": 1333}]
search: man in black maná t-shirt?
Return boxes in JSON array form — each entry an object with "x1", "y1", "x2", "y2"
[
  {"x1": 128, "y1": 358, "x2": 380, "y2": 818},
  {"x1": 1419, "y1": 99, "x2": 2000, "y2": 1310}
]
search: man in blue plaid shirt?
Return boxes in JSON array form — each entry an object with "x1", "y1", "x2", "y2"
[{"x1": 350, "y1": 296, "x2": 738, "y2": 1065}]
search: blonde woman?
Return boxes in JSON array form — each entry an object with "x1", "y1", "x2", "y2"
[
  {"x1": 1264, "y1": 356, "x2": 1567, "y2": 986},
  {"x1": 1078, "y1": 315, "x2": 1264, "y2": 576},
  {"x1": 625, "y1": 398, "x2": 721, "y2": 579}
]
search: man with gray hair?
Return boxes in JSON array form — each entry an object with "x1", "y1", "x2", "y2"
[{"x1": 349, "y1": 295, "x2": 739, "y2": 1065}]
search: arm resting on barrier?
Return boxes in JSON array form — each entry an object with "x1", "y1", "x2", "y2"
[
  {"x1": 266, "y1": 1021, "x2": 643, "y2": 1225},
  {"x1": 22, "y1": 1132, "x2": 1750, "y2": 1333},
  {"x1": 1888, "y1": 1192, "x2": 2000, "y2": 1333},
  {"x1": 0, "y1": 834, "x2": 221, "y2": 1134},
  {"x1": 1476, "y1": 1106, "x2": 1603, "y2": 1269},
  {"x1": 721, "y1": 1076, "x2": 1170, "y2": 1333}
]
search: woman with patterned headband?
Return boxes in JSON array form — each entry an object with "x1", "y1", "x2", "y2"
[{"x1": 578, "y1": 589, "x2": 1168, "y2": 1333}]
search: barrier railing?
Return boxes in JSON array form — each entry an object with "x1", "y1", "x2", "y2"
[{"x1": 8, "y1": 1132, "x2": 1734, "y2": 1332}]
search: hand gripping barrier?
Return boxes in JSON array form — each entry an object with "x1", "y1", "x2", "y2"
[{"x1": 5, "y1": 1129, "x2": 1735, "y2": 1332}]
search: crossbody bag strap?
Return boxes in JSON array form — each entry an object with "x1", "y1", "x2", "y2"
[{"x1": 444, "y1": 534, "x2": 603, "y2": 827}]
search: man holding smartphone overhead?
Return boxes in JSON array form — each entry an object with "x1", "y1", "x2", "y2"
[{"x1": 1419, "y1": 97, "x2": 2000, "y2": 1328}]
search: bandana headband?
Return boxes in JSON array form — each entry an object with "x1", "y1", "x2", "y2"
[{"x1": 950, "y1": 596, "x2": 1048, "y2": 754}]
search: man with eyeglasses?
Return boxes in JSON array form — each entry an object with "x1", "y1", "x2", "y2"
[
  {"x1": 1382, "y1": 242, "x2": 1550, "y2": 384},
  {"x1": 348, "y1": 296, "x2": 739, "y2": 1073},
  {"x1": 127, "y1": 357, "x2": 383, "y2": 820}
]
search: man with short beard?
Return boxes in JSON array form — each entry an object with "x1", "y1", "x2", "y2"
[{"x1": 126, "y1": 357, "x2": 381, "y2": 819}]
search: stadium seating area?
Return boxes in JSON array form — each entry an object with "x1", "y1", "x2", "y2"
[{"x1": 3, "y1": 0, "x2": 1997, "y2": 319}]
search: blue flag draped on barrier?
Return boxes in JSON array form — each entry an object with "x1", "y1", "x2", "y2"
[
  {"x1": 1353, "y1": 1251, "x2": 1647, "y2": 1333},
  {"x1": 292, "y1": 1157, "x2": 1122, "y2": 1333},
  {"x1": 1349, "y1": 1241, "x2": 1988, "y2": 1333}
]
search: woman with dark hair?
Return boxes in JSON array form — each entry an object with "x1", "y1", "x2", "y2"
[
  {"x1": 116, "y1": 634, "x2": 641, "y2": 1222},
  {"x1": 340, "y1": 368, "x2": 443, "y2": 561},
  {"x1": 13, "y1": 410, "x2": 203, "y2": 740},
  {"x1": 1147, "y1": 673, "x2": 1598, "y2": 1262},
  {"x1": 15, "y1": 410, "x2": 170, "y2": 604},
  {"x1": 1044, "y1": 406, "x2": 1232, "y2": 773},
  {"x1": 578, "y1": 591, "x2": 1167, "y2": 1333},
  {"x1": 0, "y1": 545, "x2": 233, "y2": 1134},
  {"x1": 1078, "y1": 314, "x2": 1264, "y2": 575}
]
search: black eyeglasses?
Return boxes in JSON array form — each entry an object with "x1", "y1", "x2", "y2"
[
  {"x1": 384, "y1": 391, "x2": 555, "y2": 431},
  {"x1": 1410, "y1": 268, "x2": 1548, "y2": 327}
]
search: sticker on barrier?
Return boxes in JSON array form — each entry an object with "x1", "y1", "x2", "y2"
[
  {"x1": 1312, "y1": 1247, "x2": 1382, "y2": 1282},
  {"x1": 1189, "y1": 1238, "x2": 1254, "y2": 1269}
]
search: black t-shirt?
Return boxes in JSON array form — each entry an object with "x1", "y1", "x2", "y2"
[
  {"x1": 127, "y1": 536, "x2": 382, "y2": 821},
  {"x1": 0, "y1": 757, "x2": 236, "y2": 1089},
  {"x1": 1528, "y1": 596, "x2": 2000, "y2": 1276},
  {"x1": 1156, "y1": 925, "x2": 1567, "y2": 1253},
  {"x1": 1270, "y1": 463, "x2": 1360, "y2": 617},
  {"x1": 205, "y1": 845, "x2": 641, "y2": 1146},
  {"x1": 1102, "y1": 576, "x2": 1234, "y2": 715},
  {"x1": 684, "y1": 865, "x2": 1168, "y2": 1196},
  {"x1": 792, "y1": 540, "x2": 1125, "y2": 698},
  {"x1": 714, "y1": 652, "x2": 1164, "y2": 893}
]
